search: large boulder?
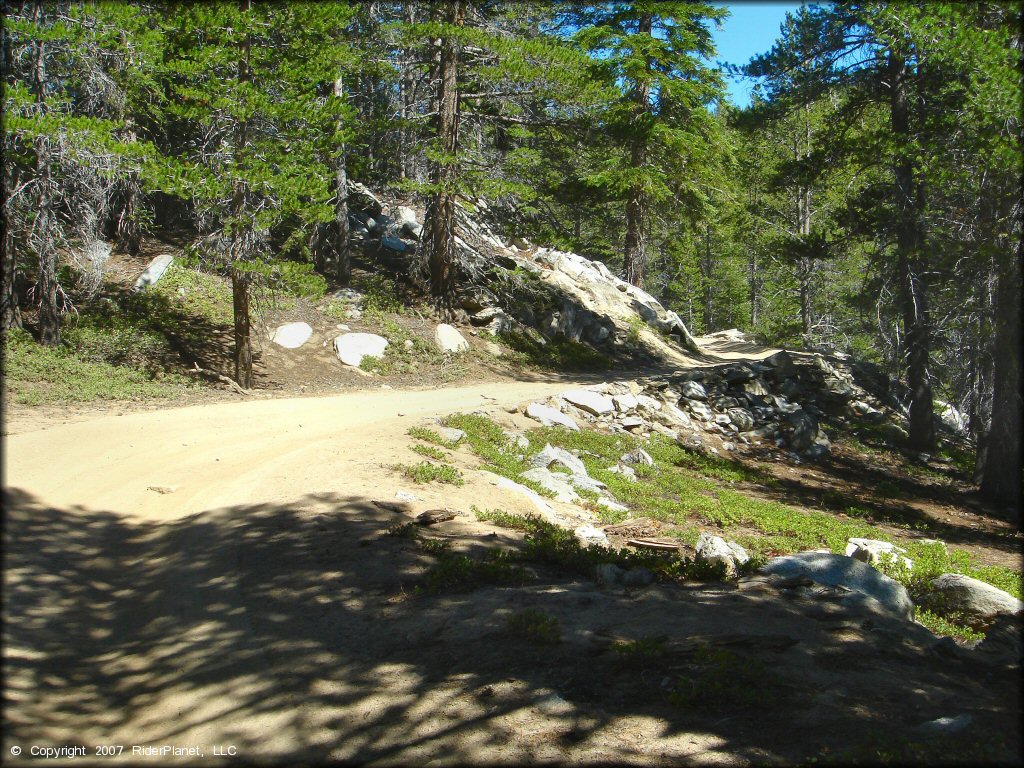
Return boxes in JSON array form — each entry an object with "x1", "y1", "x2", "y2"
[
  {"x1": 434, "y1": 324, "x2": 469, "y2": 354},
  {"x1": 334, "y1": 333, "x2": 389, "y2": 367},
  {"x1": 270, "y1": 321, "x2": 313, "y2": 349},
  {"x1": 921, "y1": 574, "x2": 1024, "y2": 630},
  {"x1": 760, "y1": 551, "x2": 914, "y2": 620},
  {"x1": 525, "y1": 403, "x2": 580, "y2": 431}
]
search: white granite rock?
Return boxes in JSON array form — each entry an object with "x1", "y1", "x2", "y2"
[
  {"x1": 334, "y1": 333, "x2": 388, "y2": 367},
  {"x1": 270, "y1": 322, "x2": 313, "y2": 349}
]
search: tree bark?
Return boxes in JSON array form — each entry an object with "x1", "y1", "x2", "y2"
[
  {"x1": 1, "y1": 20, "x2": 22, "y2": 332},
  {"x1": 979, "y1": 235, "x2": 1022, "y2": 513},
  {"x1": 334, "y1": 75, "x2": 351, "y2": 285},
  {"x1": 231, "y1": 270, "x2": 253, "y2": 389},
  {"x1": 889, "y1": 49, "x2": 934, "y2": 450},
  {"x1": 32, "y1": 4, "x2": 59, "y2": 346},
  {"x1": 423, "y1": 0, "x2": 463, "y2": 317},
  {"x1": 230, "y1": 0, "x2": 253, "y2": 387},
  {"x1": 622, "y1": 11, "x2": 653, "y2": 289}
]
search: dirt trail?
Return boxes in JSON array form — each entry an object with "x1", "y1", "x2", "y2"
[{"x1": 5, "y1": 343, "x2": 1020, "y2": 765}]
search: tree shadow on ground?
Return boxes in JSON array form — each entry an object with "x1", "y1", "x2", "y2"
[{"x1": 3, "y1": 487, "x2": 1020, "y2": 765}]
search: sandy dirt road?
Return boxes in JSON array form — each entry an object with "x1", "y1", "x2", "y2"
[{"x1": 5, "y1": 354, "x2": 1020, "y2": 765}]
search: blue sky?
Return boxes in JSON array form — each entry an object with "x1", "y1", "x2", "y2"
[{"x1": 712, "y1": 3, "x2": 802, "y2": 107}]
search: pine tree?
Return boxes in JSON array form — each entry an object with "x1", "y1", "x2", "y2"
[
  {"x1": 568, "y1": 1, "x2": 727, "y2": 288},
  {"x1": 159, "y1": 2, "x2": 359, "y2": 386}
]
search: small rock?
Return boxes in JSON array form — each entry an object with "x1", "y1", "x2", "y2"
[
  {"x1": 844, "y1": 538, "x2": 913, "y2": 570},
  {"x1": 334, "y1": 333, "x2": 388, "y2": 367},
  {"x1": 621, "y1": 567, "x2": 656, "y2": 587},
  {"x1": 680, "y1": 380, "x2": 708, "y2": 400},
  {"x1": 915, "y1": 714, "x2": 974, "y2": 735},
  {"x1": 270, "y1": 321, "x2": 313, "y2": 349},
  {"x1": 612, "y1": 393, "x2": 639, "y2": 413},
  {"x1": 532, "y1": 443, "x2": 588, "y2": 476},
  {"x1": 435, "y1": 324, "x2": 469, "y2": 354},
  {"x1": 560, "y1": 389, "x2": 615, "y2": 416},
  {"x1": 437, "y1": 427, "x2": 467, "y2": 444},
  {"x1": 596, "y1": 496, "x2": 629, "y2": 513},
  {"x1": 403, "y1": 339, "x2": 415, "y2": 350},
  {"x1": 696, "y1": 533, "x2": 747, "y2": 578},
  {"x1": 621, "y1": 448, "x2": 654, "y2": 467},
  {"x1": 575, "y1": 524, "x2": 609, "y2": 547},
  {"x1": 595, "y1": 563, "x2": 625, "y2": 586},
  {"x1": 525, "y1": 403, "x2": 580, "y2": 431},
  {"x1": 519, "y1": 467, "x2": 580, "y2": 503},
  {"x1": 635, "y1": 394, "x2": 662, "y2": 412},
  {"x1": 620, "y1": 416, "x2": 645, "y2": 431}
]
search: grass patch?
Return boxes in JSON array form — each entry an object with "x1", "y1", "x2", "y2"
[
  {"x1": 421, "y1": 548, "x2": 527, "y2": 593},
  {"x1": 407, "y1": 425, "x2": 460, "y2": 449},
  {"x1": 506, "y1": 608, "x2": 562, "y2": 644},
  {"x1": 4, "y1": 327, "x2": 193, "y2": 405},
  {"x1": 440, "y1": 413, "x2": 556, "y2": 498},
  {"x1": 153, "y1": 263, "x2": 234, "y2": 325},
  {"x1": 498, "y1": 329, "x2": 613, "y2": 372},
  {"x1": 392, "y1": 461, "x2": 464, "y2": 486},
  {"x1": 410, "y1": 444, "x2": 449, "y2": 461}
]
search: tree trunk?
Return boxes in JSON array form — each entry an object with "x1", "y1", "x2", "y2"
[
  {"x1": 2, "y1": 21, "x2": 22, "y2": 332},
  {"x1": 622, "y1": 11, "x2": 653, "y2": 289},
  {"x1": 231, "y1": 270, "x2": 253, "y2": 389},
  {"x1": 334, "y1": 75, "x2": 351, "y2": 285},
  {"x1": 889, "y1": 50, "x2": 934, "y2": 450},
  {"x1": 400, "y1": 0, "x2": 417, "y2": 181},
  {"x1": 423, "y1": 0, "x2": 463, "y2": 316},
  {"x1": 32, "y1": 5, "x2": 59, "y2": 346},
  {"x1": 230, "y1": 0, "x2": 253, "y2": 387},
  {"x1": 979, "y1": 237, "x2": 1022, "y2": 512},
  {"x1": 702, "y1": 222, "x2": 713, "y2": 332}
]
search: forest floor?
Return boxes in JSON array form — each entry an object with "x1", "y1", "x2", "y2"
[{"x1": 3, "y1": 242, "x2": 1022, "y2": 765}]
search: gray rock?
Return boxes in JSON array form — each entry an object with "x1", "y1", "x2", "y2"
[
  {"x1": 575, "y1": 524, "x2": 609, "y2": 547},
  {"x1": 742, "y1": 378, "x2": 770, "y2": 396},
  {"x1": 470, "y1": 307, "x2": 513, "y2": 334},
  {"x1": 532, "y1": 443, "x2": 588, "y2": 476},
  {"x1": 596, "y1": 495, "x2": 630, "y2": 513},
  {"x1": 437, "y1": 427, "x2": 467, "y2": 444},
  {"x1": 636, "y1": 394, "x2": 662, "y2": 412},
  {"x1": 480, "y1": 470, "x2": 555, "y2": 517},
  {"x1": 621, "y1": 448, "x2": 655, "y2": 467},
  {"x1": 844, "y1": 538, "x2": 912, "y2": 570},
  {"x1": 726, "y1": 408, "x2": 756, "y2": 431},
  {"x1": 434, "y1": 323, "x2": 469, "y2": 354},
  {"x1": 620, "y1": 416, "x2": 645, "y2": 430},
  {"x1": 502, "y1": 429, "x2": 530, "y2": 452},
  {"x1": 696, "y1": 533, "x2": 749, "y2": 578},
  {"x1": 133, "y1": 254, "x2": 174, "y2": 290},
  {"x1": 656, "y1": 402, "x2": 692, "y2": 428},
  {"x1": 914, "y1": 714, "x2": 974, "y2": 735},
  {"x1": 525, "y1": 403, "x2": 580, "y2": 431},
  {"x1": 560, "y1": 389, "x2": 614, "y2": 416},
  {"x1": 760, "y1": 551, "x2": 914, "y2": 620},
  {"x1": 380, "y1": 234, "x2": 407, "y2": 253},
  {"x1": 781, "y1": 409, "x2": 818, "y2": 451},
  {"x1": 270, "y1": 321, "x2": 313, "y2": 349},
  {"x1": 334, "y1": 333, "x2": 389, "y2": 367},
  {"x1": 922, "y1": 574, "x2": 1024, "y2": 630},
  {"x1": 680, "y1": 380, "x2": 708, "y2": 400},
  {"x1": 685, "y1": 400, "x2": 715, "y2": 421},
  {"x1": 595, "y1": 563, "x2": 626, "y2": 586},
  {"x1": 621, "y1": 567, "x2": 656, "y2": 587},
  {"x1": 520, "y1": 467, "x2": 580, "y2": 503},
  {"x1": 612, "y1": 393, "x2": 639, "y2": 413}
]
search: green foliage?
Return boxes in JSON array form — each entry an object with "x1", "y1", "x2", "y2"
[
  {"x1": 498, "y1": 330, "x2": 614, "y2": 372},
  {"x1": 506, "y1": 609, "x2": 561, "y2": 644},
  {"x1": 152, "y1": 264, "x2": 234, "y2": 325},
  {"x1": 407, "y1": 426, "x2": 461, "y2": 449},
  {"x1": 4, "y1": 328, "x2": 192, "y2": 405},
  {"x1": 392, "y1": 460, "x2": 464, "y2": 486},
  {"x1": 410, "y1": 443, "x2": 449, "y2": 461}
]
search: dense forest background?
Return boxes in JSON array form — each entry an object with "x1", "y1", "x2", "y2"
[{"x1": 2, "y1": 1, "x2": 1020, "y2": 509}]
